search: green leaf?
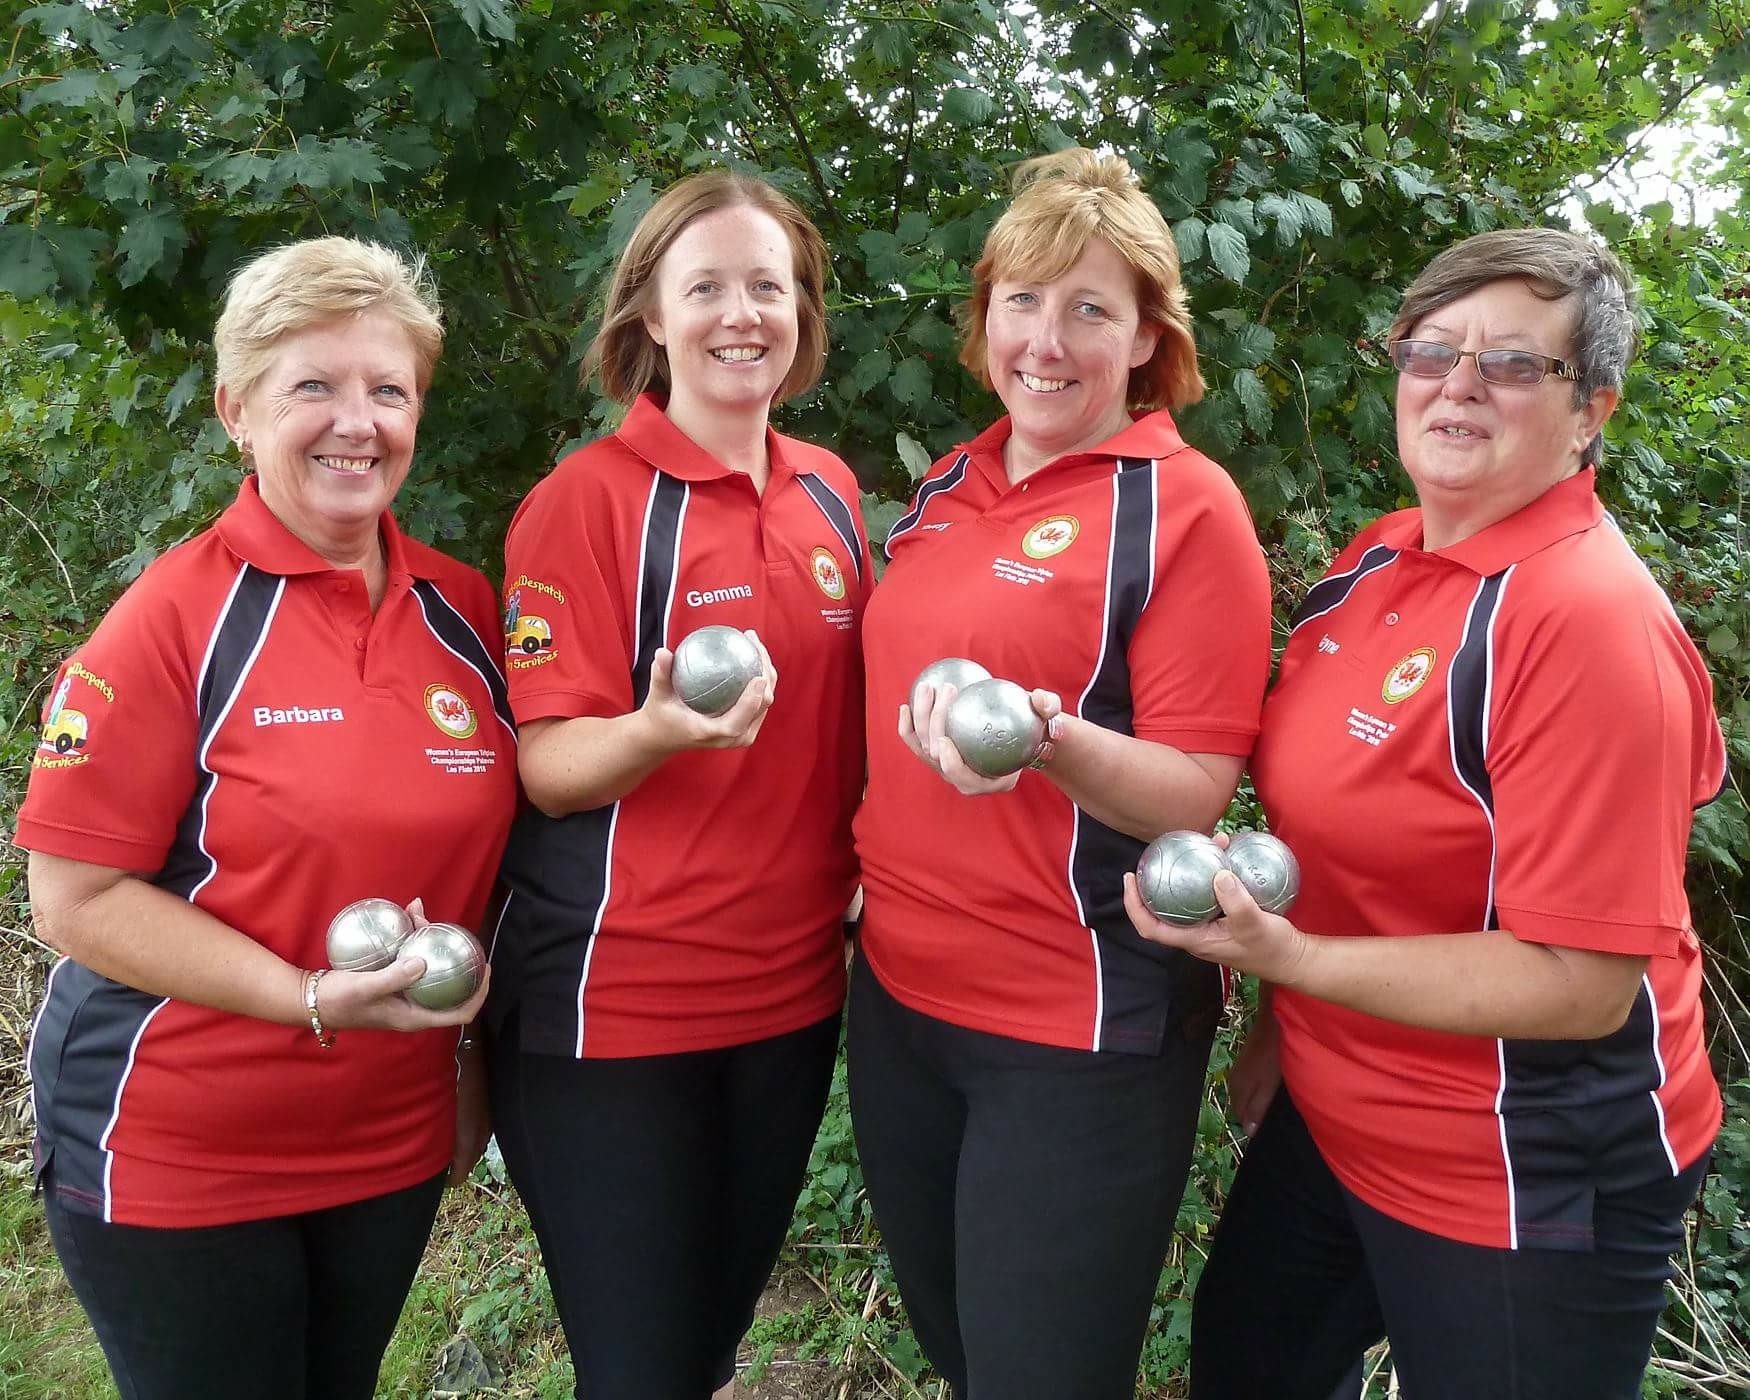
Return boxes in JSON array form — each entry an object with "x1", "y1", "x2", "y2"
[
  {"x1": 1226, "y1": 323, "x2": 1276, "y2": 369},
  {"x1": 449, "y1": 0, "x2": 516, "y2": 41},
  {"x1": 566, "y1": 176, "x2": 620, "y2": 219},
  {"x1": 1362, "y1": 124, "x2": 1390, "y2": 159},
  {"x1": 1234, "y1": 369, "x2": 1271, "y2": 433},
  {"x1": 165, "y1": 363, "x2": 203, "y2": 424},
  {"x1": 892, "y1": 357, "x2": 932, "y2": 407},
  {"x1": 101, "y1": 157, "x2": 161, "y2": 206},
  {"x1": 943, "y1": 88, "x2": 996, "y2": 126},
  {"x1": 1172, "y1": 216, "x2": 1206, "y2": 264},
  {"x1": 0, "y1": 226, "x2": 56, "y2": 299},
  {"x1": 1338, "y1": 179, "x2": 1363, "y2": 208},
  {"x1": 895, "y1": 431, "x2": 933, "y2": 480},
  {"x1": 895, "y1": 210, "x2": 932, "y2": 246},
  {"x1": 1206, "y1": 223, "x2": 1249, "y2": 285},
  {"x1": 45, "y1": 226, "x2": 104, "y2": 297},
  {"x1": 850, "y1": 348, "x2": 893, "y2": 396},
  {"x1": 115, "y1": 207, "x2": 186, "y2": 287},
  {"x1": 1707, "y1": 626, "x2": 1740, "y2": 658}
]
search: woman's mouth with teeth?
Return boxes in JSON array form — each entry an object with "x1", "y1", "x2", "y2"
[
  {"x1": 1433, "y1": 426, "x2": 1480, "y2": 438},
  {"x1": 315, "y1": 455, "x2": 376, "y2": 474},
  {"x1": 711, "y1": 347, "x2": 766, "y2": 363},
  {"x1": 1019, "y1": 372, "x2": 1071, "y2": 393}
]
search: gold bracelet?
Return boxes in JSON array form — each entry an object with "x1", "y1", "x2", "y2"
[{"x1": 304, "y1": 969, "x2": 334, "y2": 1049}]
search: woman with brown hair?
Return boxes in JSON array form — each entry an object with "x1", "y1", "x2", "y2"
[
  {"x1": 849, "y1": 148, "x2": 1273, "y2": 1398},
  {"x1": 486, "y1": 171, "x2": 871, "y2": 1399}
]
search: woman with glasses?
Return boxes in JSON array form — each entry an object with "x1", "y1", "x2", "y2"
[{"x1": 1124, "y1": 229, "x2": 1725, "y2": 1400}]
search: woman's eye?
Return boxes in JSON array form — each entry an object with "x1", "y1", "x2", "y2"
[
  {"x1": 297, "y1": 379, "x2": 328, "y2": 393},
  {"x1": 1006, "y1": 292, "x2": 1037, "y2": 307},
  {"x1": 690, "y1": 282, "x2": 717, "y2": 296},
  {"x1": 756, "y1": 279, "x2": 785, "y2": 294},
  {"x1": 375, "y1": 384, "x2": 410, "y2": 401}
]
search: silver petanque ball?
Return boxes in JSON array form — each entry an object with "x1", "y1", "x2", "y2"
[
  {"x1": 1136, "y1": 831, "x2": 1229, "y2": 926},
  {"x1": 909, "y1": 657, "x2": 992, "y2": 716},
  {"x1": 1223, "y1": 831, "x2": 1301, "y2": 915},
  {"x1": 672, "y1": 625, "x2": 764, "y2": 716},
  {"x1": 401, "y1": 923, "x2": 486, "y2": 1011},
  {"x1": 326, "y1": 898, "x2": 414, "y2": 973},
  {"x1": 943, "y1": 678, "x2": 1045, "y2": 778}
]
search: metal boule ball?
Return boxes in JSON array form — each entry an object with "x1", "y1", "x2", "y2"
[
  {"x1": 943, "y1": 677, "x2": 1045, "y2": 778},
  {"x1": 672, "y1": 625, "x2": 764, "y2": 716},
  {"x1": 1223, "y1": 831, "x2": 1301, "y2": 915},
  {"x1": 326, "y1": 898, "x2": 414, "y2": 973},
  {"x1": 909, "y1": 657, "x2": 992, "y2": 715},
  {"x1": 1136, "y1": 831, "x2": 1229, "y2": 926},
  {"x1": 401, "y1": 922, "x2": 486, "y2": 1011}
]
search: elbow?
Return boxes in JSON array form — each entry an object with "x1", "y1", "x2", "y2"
[
  {"x1": 520, "y1": 772, "x2": 580, "y2": 821},
  {"x1": 1577, "y1": 984, "x2": 1642, "y2": 1040}
]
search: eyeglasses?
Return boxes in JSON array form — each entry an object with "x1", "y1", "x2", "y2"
[{"x1": 1389, "y1": 339, "x2": 1580, "y2": 386}]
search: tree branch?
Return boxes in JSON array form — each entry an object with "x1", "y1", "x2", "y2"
[
  {"x1": 710, "y1": 0, "x2": 843, "y2": 228},
  {"x1": 489, "y1": 214, "x2": 564, "y2": 371},
  {"x1": 1557, "y1": 72, "x2": 1715, "y2": 210},
  {"x1": 888, "y1": 78, "x2": 916, "y2": 234}
]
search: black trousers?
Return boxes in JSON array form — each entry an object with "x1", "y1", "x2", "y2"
[
  {"x1": 490, "y1": 1011, "x2": 840, "y2": 1400},
  {"x1": 44, "y1": 1170, "x2": 446, "y2": 1400},
  {"x1": 846, "y1": 952, "x2": 1216, "y2": 1400},
  {"x1": 1192, "y1": 1091, "x2": 1709, "y2": 1400}
]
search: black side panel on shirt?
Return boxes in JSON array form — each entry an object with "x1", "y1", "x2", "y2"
[
  {"x1": 1498, "y1": 982, "x2": 1676, "y2": 1253},
  {"x1": 1072, "y1": 459, "x2": 1222, "y2": 1055},
  {"x1": 883, "y1": 454, "x2": 969, "y2": 561},
  {"x1": 492, "y1": 471, "x2": 687, "y2": 1058},
  {"x1": 633, "y1": 474, "x2": 688, "y2": 709},
  {"x1": 796, "y1": 473, "x2": 864, "y2": 583},
  {"x1": 157, "y1": 565, "x2": 284, "y2": 900},
  {"x1": 28, "y1": 959, "x2": 165, "y2": 1211},
  {"x1": 411, "y1": 579, "x2": 516, "y2": 736},
  {"x1": 1289, "y1": 544, "x2": 1400, "y2": 633}
]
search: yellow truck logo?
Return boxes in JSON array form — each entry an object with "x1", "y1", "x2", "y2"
[
  {"x1": 506, "y1": 614, "x2": 552, "y2": 655},
  {"x1": 42, "y1": 708, "x2": 89, "y2": 754}
]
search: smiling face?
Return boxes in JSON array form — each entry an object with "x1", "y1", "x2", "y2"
[
  {"x1": 1395, "y1": 277, "x2": 1616, "y2": 545},
  {"x1": 984, "y1": 236, "x2": 1160, "y2": 469},
  {"x1": 642, "y1": 203, "x2": 800, "y2": 421},
  {"x1": 216, "y1": 309, "x2": 422, "y2": 564}
]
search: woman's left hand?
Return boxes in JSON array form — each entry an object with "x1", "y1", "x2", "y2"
[
  {"x1": 1122, "y1": 867, "x2": 1315, "y2": 987},
  {"x1": 450, "y1": 1044, "x2": 490, "y2": 1186},
  {"x1": 899, "y1": 684, "x2": 1062, "y2": 797}
]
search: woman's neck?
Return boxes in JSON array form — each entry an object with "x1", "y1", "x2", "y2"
[
  {"x1": 664, "y1": 388, "x2": 771, "y2": 492},
  {"x1": 1003, "y1": 403, "x2": 1134, "y2": 484}
]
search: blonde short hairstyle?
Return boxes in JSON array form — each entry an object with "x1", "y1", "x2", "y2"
[
  {"x1": 960, "y1": 148, "x2": 1204, "y2": 412},
  {"x1": 586, "y1": 170, "x2": 829, "y2": 406},
  {"x1": 214, "y1": 237, "x2": 444, "y2": 399}
]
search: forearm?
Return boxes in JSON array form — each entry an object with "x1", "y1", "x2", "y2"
[
  {"x1": 1042, "y1": 717, "x2": 1239, "y2": 840},
  {"x1": 1292, "y1": 929, "x2": 1644, "y2": 1040},
  {"x1": 31, "y1": 859, "x2": 306, "y2": 1025},
  {"x1": 519, "y1": 710, "x2": 675, "y2": 817}
]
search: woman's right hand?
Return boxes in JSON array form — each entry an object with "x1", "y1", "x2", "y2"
[{"x1": 640, "y1": 630, "x2": 777, "y2": 753}]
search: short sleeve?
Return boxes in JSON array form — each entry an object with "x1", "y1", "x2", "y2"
[
  {"x1": 501, "y1": 461, "x2": 637, "y2": 725},
  {"x1": 1128, "y1": 456, "x2": 1273, "y2": 755},
  {"x1": 15, "y1": 566, "x2": 200, "y2": 872},
  {"x1": 1490, "y1": 588, "x2": 1721, "y2": 957}
]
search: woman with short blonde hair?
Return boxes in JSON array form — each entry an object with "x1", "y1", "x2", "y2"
[
  {"x1": 849, "y1": 147, "x2": 1272, "y2": 1398},
  {"x1": 20, "y1": 234, "x2": 516, "y2": 1399}
]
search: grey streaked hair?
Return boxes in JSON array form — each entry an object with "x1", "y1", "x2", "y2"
[{"x1": 1390, "y1": 228, "x2": 1636, "y2": 467}]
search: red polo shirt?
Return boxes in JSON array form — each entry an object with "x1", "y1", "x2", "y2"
[
  {"x1": 492, "y1": 394, "x2": 870, "y2": 1058},
  {"x1": 857, "y1": 412, "x2": 1272, "y2": 1054},
  {"x1": 18, "y1": 476, "x2": 518, "y2": 1227},
  {"x1": 1257, "y1": 468, "x2": 1725, "y2": 1249}
]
